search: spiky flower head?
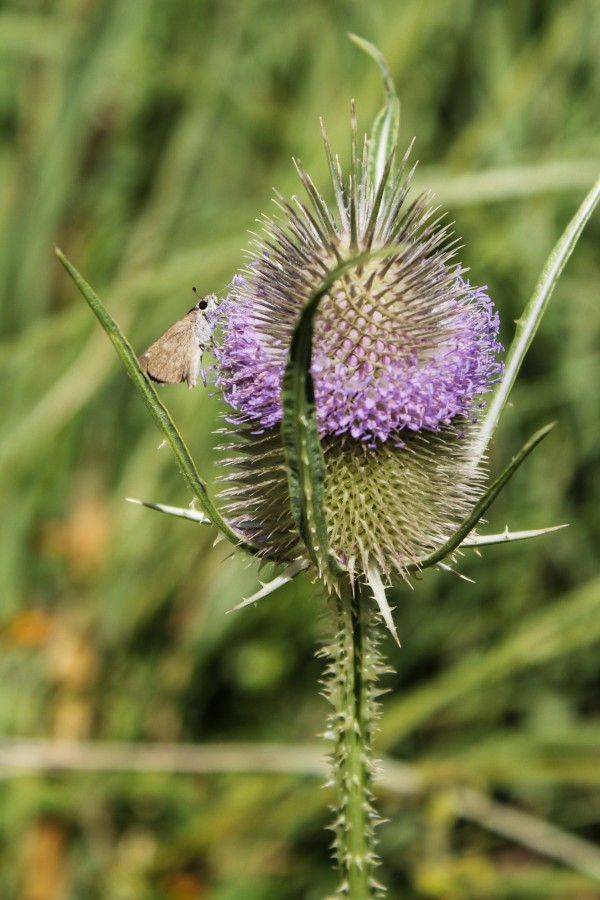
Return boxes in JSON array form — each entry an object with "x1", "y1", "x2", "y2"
[{"x1": 213, "y1": 112, "x2": 502, "y2": 581}]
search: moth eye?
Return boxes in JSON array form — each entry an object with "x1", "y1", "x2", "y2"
[{"x1": 198, "y1": 299, "x2": 208, "y2": 310}]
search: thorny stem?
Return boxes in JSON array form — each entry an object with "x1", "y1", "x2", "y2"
[{"x1": 323, "y1": 577, "x2": 386, "y2": 898}]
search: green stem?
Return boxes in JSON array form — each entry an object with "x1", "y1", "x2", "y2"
[{"x1": 324, "y1": 577, "x2": 384, "y2": 898}]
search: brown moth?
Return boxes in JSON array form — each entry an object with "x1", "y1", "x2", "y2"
[{"x1": 138, "y1": 292, "x2": 219, "y2": 389}]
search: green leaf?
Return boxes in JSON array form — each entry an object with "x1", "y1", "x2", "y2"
[
  {"x1": 474, "y1": 174, "x2": 600, "y2": 462},
  {"x1": 56, "y1": 249, "x2": 258, "y2": 556},
  {"x1": 415, "y1": 422, "x2": 556, "y2": 571},
  {"x1": 281, "y1": 252, "x2": 374, "y2": 578},
  {"x1": 349, "y1": 33, "x2": 400, "y2": 190}
]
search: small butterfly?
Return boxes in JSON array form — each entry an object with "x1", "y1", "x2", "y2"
[{"x1": 138, "y1": 291, "x2": 219, "y2": 389}]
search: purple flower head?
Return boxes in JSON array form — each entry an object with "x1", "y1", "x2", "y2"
[
  {"x1": 212, "y1": 120, "x2": 504, "y2": 577},
  {"x1": 214, "y1": 139, "x2": 502, "y2": 448},
  {"x1": 216, "y1": 267, "x2": 502, "y2": 445}
]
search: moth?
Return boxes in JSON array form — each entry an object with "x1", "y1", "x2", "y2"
[{"x1": 138, "y1": 291, "x2": 219, "y2": 389}]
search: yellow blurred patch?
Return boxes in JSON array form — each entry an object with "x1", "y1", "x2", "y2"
[{"x1": 6, "y1": 609, "x2": 53, "y2": 646}]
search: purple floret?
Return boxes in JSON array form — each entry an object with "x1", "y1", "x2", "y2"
[{"x1": 213, "y1": 271, "x2": 503, "y2": 445}]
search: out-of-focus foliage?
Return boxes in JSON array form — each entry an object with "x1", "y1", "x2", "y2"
[{"x1": 0, "y1": 1, "x2": 599, "y2": 897}]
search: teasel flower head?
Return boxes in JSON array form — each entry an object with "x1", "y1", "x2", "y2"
[{"x1": 212, "y1": 109, "x2": 503, "y2": 585}]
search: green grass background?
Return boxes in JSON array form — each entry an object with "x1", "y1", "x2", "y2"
[{"x1": 1, "y1": 1, "x2": 599, "y2": 897}]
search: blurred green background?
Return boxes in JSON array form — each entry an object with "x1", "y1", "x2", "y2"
[{"x1": 1, "y1": 1, "x2": 599, "y2": 897}]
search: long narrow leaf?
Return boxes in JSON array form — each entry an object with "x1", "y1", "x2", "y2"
[
  {"x1": 474, "y1": 174, "x2": 600, "y2": 461},
  {"x1": 56, "y1": 249, "x2": 257, "y2": 555},
  {"x1": 281, "y1": 252, "x2": 374, "y2": 577},
  {"x1": 414, "y1": 422, "x2": 555, "y2": 571},
  {"x1": 349, "y1": 33, "x2": 400, "y2": 189}
]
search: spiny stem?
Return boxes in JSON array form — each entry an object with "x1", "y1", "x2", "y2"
[{"x1": 323, "y1": 577, "x2": 386, "y2": 898}]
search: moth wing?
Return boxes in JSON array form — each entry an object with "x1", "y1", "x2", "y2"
[
  {"x1": 138, "y1": 316, "x2": 202, "y2": 388},
  {"x1": 190, "y1": 307, "x2": 214, "y2": 346}
]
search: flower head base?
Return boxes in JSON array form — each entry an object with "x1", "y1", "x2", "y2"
[{"x1": 213, "y1": 114, "x2": 503, "y2": 578}]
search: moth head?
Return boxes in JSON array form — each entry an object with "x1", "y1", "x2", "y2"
[{"x1": 192, "y1": 288, "x2": 219, "y2": 313}]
